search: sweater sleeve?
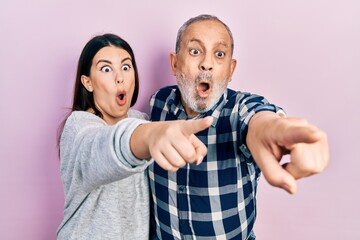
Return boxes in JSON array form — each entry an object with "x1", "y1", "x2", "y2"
[{"x1": 60, "y1": 112, "x2": 152, "y2": 194}]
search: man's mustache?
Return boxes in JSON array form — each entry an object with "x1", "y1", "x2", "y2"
[{"x1": 195, "y1": 72, "x2": 213, "y2": 83}]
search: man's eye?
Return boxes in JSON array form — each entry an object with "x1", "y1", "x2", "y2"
[
  {"x1": 190, "y1": 49, "x2": 201, "y2": 55},
  {"x1": 122, "y1": 64, "x2": 131, "y2": 71},
  {"x1": 216, "y1": 51, "x2": 225, "y2": 58},
  {"x1": 100, "y1": 66, "x2": 112, "y2": 72}
]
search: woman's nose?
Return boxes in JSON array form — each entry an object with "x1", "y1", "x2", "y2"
[{"x1": 115, "y1": 73, "x2": 124, "y2": 84}]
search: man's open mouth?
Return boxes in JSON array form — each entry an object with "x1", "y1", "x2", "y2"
[
  {"x1": 196, "y1": 81, "x2": 211, "y2": 98},
  {"x1": 198, "y1": 82, "x2": 210, "y2": 93}
]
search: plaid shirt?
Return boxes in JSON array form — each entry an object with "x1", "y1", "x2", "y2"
[{"x1": 149, "y1": 86, "x2": 284, "y2": 240}]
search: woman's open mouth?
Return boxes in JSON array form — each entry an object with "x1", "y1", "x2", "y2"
[{"x1": 116, "y1": 91, "x2": 127, "y2": 105}]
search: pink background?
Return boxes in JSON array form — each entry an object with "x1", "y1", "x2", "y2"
[{"x1": 1, "y1": 0, "x2": 359, "y2": 239}]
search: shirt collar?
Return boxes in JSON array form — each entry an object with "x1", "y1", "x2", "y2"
[{"x1": 166, "y1": 86, "x2": 229, "y2": 127}]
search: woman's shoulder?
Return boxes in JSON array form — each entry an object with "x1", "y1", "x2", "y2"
[
  {"x1": 68, "y1": 111, "x2": 104, "y2": 122},
  {"x1": 60, "y1": 111, "x2": 105, "y2": 144},
  {"x1": 64, "y1": 111, "x2": 105, "y2": 131},
  {"x1": 128, "y1": 109, "x2": 149, "y2": 120}
]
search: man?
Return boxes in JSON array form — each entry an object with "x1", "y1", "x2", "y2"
[{"x1": 149, "y1": 14, "x2": 329, "y2": 239}]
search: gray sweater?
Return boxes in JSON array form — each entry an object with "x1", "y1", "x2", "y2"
[{"x1": 57, "y1": 110, "x2": 153, "y2": 240}]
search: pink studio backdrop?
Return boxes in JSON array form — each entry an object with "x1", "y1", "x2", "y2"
[{"x1": 1, "y1": 1, "x2": 359, "y2": 239}]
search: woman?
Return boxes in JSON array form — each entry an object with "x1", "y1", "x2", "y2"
[{"x1": 56, "y1": 33, "x2": 212, "y2": 239}]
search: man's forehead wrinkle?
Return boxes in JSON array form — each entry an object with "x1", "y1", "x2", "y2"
[{"x1": 184, "y1": 38, "x2": 229, "y2": 49}]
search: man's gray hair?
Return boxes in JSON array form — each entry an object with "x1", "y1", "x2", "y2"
[{"x1": 175, "y1": 14, "x2": 234, "y2": 55}]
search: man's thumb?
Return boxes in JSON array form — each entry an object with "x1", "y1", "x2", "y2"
[{"x1": 184, "y1": 116, "x2": 213, "y2": 135}]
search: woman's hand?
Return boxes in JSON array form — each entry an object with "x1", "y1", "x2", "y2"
[{"x1": 131, "y1": 116, "x2": 213, "y2": 172}]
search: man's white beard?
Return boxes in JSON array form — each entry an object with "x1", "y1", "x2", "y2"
[{"x1": 176, "y1": 72, "x2": 228, "y2": 114}]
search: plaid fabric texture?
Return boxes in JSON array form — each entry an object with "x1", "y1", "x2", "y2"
[{"x1": 149, "y1": 86, "x2": 284, "y2": 240}]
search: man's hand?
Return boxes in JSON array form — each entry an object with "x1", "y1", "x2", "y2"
[
  {"x1": 132, "y1": 116, "x2": 213, "y2": 172},
  {"x1": 247, "y1": 111, "x2": 329, "y2": 194}
]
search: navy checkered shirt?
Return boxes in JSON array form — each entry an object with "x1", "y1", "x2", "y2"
[{"x1": 149, "y1": 86, "x2": 284, "y2": 240}]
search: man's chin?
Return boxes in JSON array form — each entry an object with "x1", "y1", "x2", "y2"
[{"x1": 192, "y1": 102, "x2": 209, "y2": 113}]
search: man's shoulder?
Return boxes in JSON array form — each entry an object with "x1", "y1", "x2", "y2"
[
  {"x1": 225, "y1": 88, "x2": 251, "y2": 103},
  {"x1": 226, "y1": 88, "x2": 264, "y2": 102},
  {"x1": 152, "y1": 85, "x2": 178, "y2": 99}
]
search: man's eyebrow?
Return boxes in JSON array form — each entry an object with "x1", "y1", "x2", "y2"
[
  {"x1": 187, "y1": 38, "x2": 202, "y2": 45},
  {"x1": 187, "y1": 39, "x2": 229, "y2": 49},
  {"x1": 215, "y1": 41, "x2": 229, "y2": 48}
]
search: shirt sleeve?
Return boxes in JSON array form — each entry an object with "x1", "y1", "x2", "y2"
[
  {"x1": 60, "y1": 113, "x2": 152, "y2": 193},
  {"x1": 237, "y1": 92, "x2": 285, "y2": 155}
]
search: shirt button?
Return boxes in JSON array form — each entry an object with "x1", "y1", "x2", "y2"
[{"x1": 178, "y1": 185, "x2": 185, "y2": 193}]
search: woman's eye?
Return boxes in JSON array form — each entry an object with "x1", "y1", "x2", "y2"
[
  {"x1": 190, "y1": 49, "x2": 200, "y2": 55},
  {"x1": 100, "y1": 66, "x2": 112, "y2": 72},
  {"x1": 216, "y1": 51, "x2": 225, "y2": 58},
  {"x1": 121, "y1": 64, "x2": 131, "y2": 71}
]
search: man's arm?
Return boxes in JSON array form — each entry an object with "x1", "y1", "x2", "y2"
[{"x1": 246, "y1": 111, "x2": 329, "y2": 194}]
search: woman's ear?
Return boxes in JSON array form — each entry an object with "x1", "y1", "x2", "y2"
[{"x1": 81, "y1": 75, "x2": 93, "y2": 92}]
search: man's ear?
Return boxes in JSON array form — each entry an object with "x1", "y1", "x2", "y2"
[
  {"x1": 228, "y1": 59, "x2": 237, "y2": 82},
  {"x1": 81, "y1": 75, "x2": 93, "y2": 92},
  {"x1": 169, "y1": 52, "x2": 177, "y2": 76}
]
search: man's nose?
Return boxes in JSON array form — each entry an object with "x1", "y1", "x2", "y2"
[{"x1": 200, "y1": 54, "x2": 213, "y2": 71}]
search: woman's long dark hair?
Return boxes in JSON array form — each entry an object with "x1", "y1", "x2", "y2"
[{"x1": 57, "y1": 34, "x2": 140, "y2": 148}]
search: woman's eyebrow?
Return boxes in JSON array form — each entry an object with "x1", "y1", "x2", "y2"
[
  {"x1": 96, "y1": 57, "x2": 132, "y2": 66},
  {"x1": 96, "y1": 59, "x2": 112, "y2": 66},
  {"x1": 121, "y1": 57, "x2": 132, "y2": 63}
]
